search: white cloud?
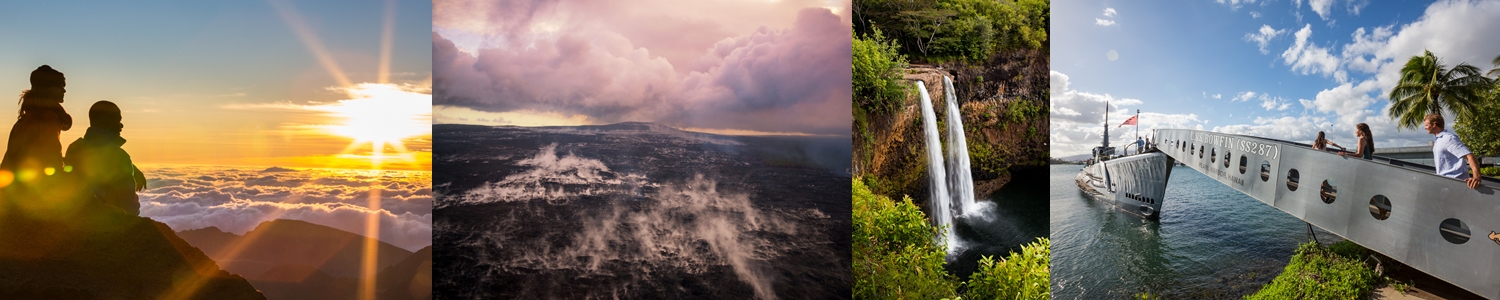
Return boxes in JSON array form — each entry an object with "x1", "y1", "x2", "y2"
[
  {"x1": 141, "y1": 166, "x2": 433, "y2": 251},
  {"x1": 1216, "y1": 0, "x2": 1261, "y2": 10},
  {"x1": 1360, "y1": 0, "x2": 1500, "y2": 99},
  {"x1": 1244, "y1": 25, "x2": 1288, "y2": 55},
  {"x1": 1250, "y1": 11, "x2": 1262, "y2": 18},
  {"x1": 1233, "y1": 91, "x2": 1257, "y2": 102},
  {"x1": 1305, "y1": 79, "x2": 1380, "y2": 126},
  {"x1": 1280, "y1": 24, "x2": 1340, "y2": 77},
  {"x1": 1233, "y1": 91, "x2": 1292, "y2": 111},
  {"x1": 1347, "y1": 0, "x2": 1370, "y2": 15},
  {"x1": 1050, "y1": 71, "x2": 1204, "y2": 156},
  {"x1": 1309, "y1": 0, "x2": 1336, "y2": 20},
  {"x1": 1213, "y1": 93, "x2": 1223, "y2": 99},
  {"x1": 1096, "y1": 8, "x2": 1118, "y2": 26},
  {"x1": 1342, "y1": 25, "x2": 1394, "y2": 74}
]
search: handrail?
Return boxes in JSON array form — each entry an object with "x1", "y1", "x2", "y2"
[{"x1": 1155, "y1": 129, "x2": 1500, "y2": 299}]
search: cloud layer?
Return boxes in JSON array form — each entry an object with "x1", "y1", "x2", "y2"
[
  {"x1": 140, "y1": 165, "x2": 432, "y2": 251},
  {"x1": 433, "y1": 1, "x2": 851, "y2": 135}
]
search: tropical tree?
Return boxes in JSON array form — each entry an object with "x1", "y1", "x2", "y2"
[
  {"x1": 1489, "y1": 54, "x2": 1500, "y2": 78},
  {"x1": 1387, "y1": 50, "x2": 1494, "y2": 130}
]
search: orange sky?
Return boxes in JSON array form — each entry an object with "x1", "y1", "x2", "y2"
[{"x1": 0, "y1": 1, "x2": 431, "y2": 171}]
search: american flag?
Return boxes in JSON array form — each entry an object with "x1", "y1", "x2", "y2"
[{"x1": 1118, "y1": 115, "x2": 1138, "y2": 128}]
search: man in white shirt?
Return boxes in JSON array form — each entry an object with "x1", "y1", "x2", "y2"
[{"x1": 1424, "y1": 113, "x2": 1481, "y2": 189}]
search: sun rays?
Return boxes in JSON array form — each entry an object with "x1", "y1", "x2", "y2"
[{"x1": 165, "y1": 0, "x2": 422, "y2": 299}]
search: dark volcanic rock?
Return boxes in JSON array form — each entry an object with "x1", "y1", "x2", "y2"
[
  {"x1": 0, "y1": 194, "x2": 264, "y2": 299},
  {"x1": 433, "y1": 123, "x2": 852, "y2": 299}
]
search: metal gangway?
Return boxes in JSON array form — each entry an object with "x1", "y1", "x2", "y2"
[{"x1": 1154, "y1": 129, "x2": 1499, "y2": 299}]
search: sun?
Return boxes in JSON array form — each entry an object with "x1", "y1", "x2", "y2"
[{"x1": 311, "y1": 83, "x2": 432, "y2": 169}]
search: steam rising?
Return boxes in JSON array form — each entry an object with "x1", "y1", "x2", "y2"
[{"x1": 439, "y1": 145, "x2": 812, "y2": 299}]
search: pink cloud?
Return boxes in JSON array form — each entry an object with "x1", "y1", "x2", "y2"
[{"x1": 433, "y1": 4, "x2": 850, "y2": 135}]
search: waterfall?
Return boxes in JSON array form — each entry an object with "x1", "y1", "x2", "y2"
[
  {"x1": 915, "y1": 80, "x2": 954, "y2": 252},
  {"x1": 943, "y1": 76, "x2": 975, "y2": 216}
]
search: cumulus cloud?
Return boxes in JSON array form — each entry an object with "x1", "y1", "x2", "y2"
[
  {"x1": 1050, "y1": 71, "x2": 1204, "y2": 156},
  {"x1": 1244, "y1": 25, "x2": 1287, "y2": 54},
  {"x1": 433, "y1": 1, "x2": 850, "y2": 136},
  {"x1": 1281, "y1": 24, "x2": 1340, "y2": 78},
  {"x1": 141, "y1": 166, "x2": 432, "y2": 251},
  {"x1": 1309, "y1": 0, "x2": 1335, "y2": 20},
  {"x1": 1095, "y1": 19, "x2": 1116, "y2": 26}
]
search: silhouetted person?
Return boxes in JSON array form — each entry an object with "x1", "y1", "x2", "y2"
[
  {"x1": 1, "y1": 65, "x2": 73, "y2": 188},
  {"x1": 65, "y1": 101, "x2": 146, "y2": 215}
]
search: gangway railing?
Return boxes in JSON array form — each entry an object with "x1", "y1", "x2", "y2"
[{"x1": 1154, "y1": 129, "x2": 1500, "y2": 299}]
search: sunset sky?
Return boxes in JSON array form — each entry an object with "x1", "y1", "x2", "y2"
[
  {"x1": 432, "y1": 0, "x2": 852, "y2": 136},
  {"x1": 0, "y1": 1, "x2": 432, "y2": 170}
]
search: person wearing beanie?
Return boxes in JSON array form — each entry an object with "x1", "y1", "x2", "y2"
[
  {"x1": 65, "y1": 101, "x2": 146, "y2": 215},
  {"x1": 1, "y1": 65, "x2": 74, "y2": 188}
]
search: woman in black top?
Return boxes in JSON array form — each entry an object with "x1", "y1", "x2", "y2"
[{"x1": 1338, "y1": 123, "x2": 1374, "y2": 159}]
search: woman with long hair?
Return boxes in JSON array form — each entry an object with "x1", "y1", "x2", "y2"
[
  {"x1": 1, "y1": 65, "x2": 74, "y2": 190},
  {"x1": 1313, "y1": 131, "x2": 1328, "y2": 151},
  {"x1": 1338, "y1": 123, "x2": 1374, "y2": 160}
]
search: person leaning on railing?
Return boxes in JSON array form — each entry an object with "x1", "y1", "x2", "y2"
[
  {"x1": 1337, "y1": 123, "x2": 1373, "y2": 160},
  {"x1": 1423, "y1": 114, "x2": 1482, "y2": 189}
]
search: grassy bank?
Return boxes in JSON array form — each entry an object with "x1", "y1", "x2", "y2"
[
  {"x1": 853, "y1": 178, "x2": 1049, "y2": 299},
  {"x1": 1247, "y1": 240, "x2": 1382, "y2": 300}
]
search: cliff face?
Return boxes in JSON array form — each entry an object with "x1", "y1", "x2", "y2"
[
  {"x1": 0, "y1": 195, "x2": 264, "y2": 299},
  {"x1": 855, "y1": 62, "x2": 1048, "y2": 205}
]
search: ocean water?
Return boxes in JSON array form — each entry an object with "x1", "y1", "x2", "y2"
[{"x1": 1050, "y1": 164, "x2": 1338, "y2": 299}]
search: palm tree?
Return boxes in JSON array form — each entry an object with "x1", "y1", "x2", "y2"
[
  {"x1": 1490, "y1": 54, "x2": 1500, "y2": 78},
  {"x1": 1387, "y1": 50, "x2": 1494, "y2": 130}
]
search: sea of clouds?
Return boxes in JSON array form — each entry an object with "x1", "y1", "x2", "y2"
[{"x1": 139, "y1": 165, "x2": 432, "y2": 251}]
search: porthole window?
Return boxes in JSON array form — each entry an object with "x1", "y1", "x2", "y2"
[
  {"x1": 1199, "y1": 146, "x2": 1204, "y2": 159},
  {"x1": 1369, "y1": 195, "x2": 1392, "y2": 220},
  {"x1": 1260, "y1": 161, "x2": 1271, "y2": 181},
  {"x1": 1239, "y1": 156, "x2": 1248, "y2": 174},
  {"x1": 1210, "y1": 149, "x2": 1217, "y2": 163},
  {"x1": 1223, "y1": 151, "x2": 1231, "y2": 168},
  {"x1": 1190, "y1": 143, "x2": 1195, "y2": 155},
  {"x1": 1319, "y1": 179, "x2": 1336, "y2": 204},
  {"x1": 1439, "y1": 218, "x2": 1471, "y2": 244},
  {"x1": 1286, "y1": 169, "x2": 1300, "y2": 191}
]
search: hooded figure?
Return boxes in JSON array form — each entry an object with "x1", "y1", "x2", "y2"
[
  {"x1": 1, "y1": 65, "x2": 74, "y2": 189},
  {"x1": 65, "y1": 101, "x2": 146, "y2": 214}
]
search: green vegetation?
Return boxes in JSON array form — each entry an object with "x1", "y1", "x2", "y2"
[
  {"x1": 853, "y1": 179, "x2": 1050, "y2": 300},
  {"x1": 854, "y1": 28, "x2": 910, "y2": 115},
  {"x1": 1454, "y1": 67, "x2": 1500, "y2": 156},
  {"x1": 964, "y1": 238, "x2": 1050, "y2": 299},
  {"x1": 854, "y1": 178, "x2": 958, "y2": 299},
  {"x1": 1387, "y1": 50, "x2": 1493, "y2": 130},
  {"x1": 1247, "y1": 241, "x2": 1378, "y2": 300},
  {"x1": 853, "y1": 0, "x2": 1048, "y2": 63}
]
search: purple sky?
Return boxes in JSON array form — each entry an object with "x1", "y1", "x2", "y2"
[{"x1": 432, "y1": 0, "x2": 851, "y2": 136}]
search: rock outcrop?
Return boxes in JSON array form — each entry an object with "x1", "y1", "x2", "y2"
[
  {"x1": 0, "y1": 193, "x2": 264, "y2": 299},
  {"x1": 855, "y1": 64, "x2": 1049, "y2": 205}
]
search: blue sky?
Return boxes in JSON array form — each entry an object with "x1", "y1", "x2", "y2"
[
  {"x1": 1051, "y1": 0, "x2": 1500, "y2": 157},
  {"x1": 0, "y1": 1, "x2": 432, "y2": 169}
]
